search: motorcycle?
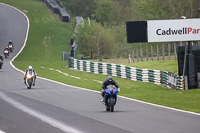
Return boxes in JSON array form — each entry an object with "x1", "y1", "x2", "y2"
[
  {"x1": 4, "y1": 49, "x2": 9, "y2": 58},
  {"x1": 25, "y1": 71, "x2": 35, "y2": 89},
  {"x1": 104, "y1": 85, "x2": 118, "y2": 112},
  {"x1": 8, "y1": 44, "x2": 14, "y2": 52},
  {"x1": 0, "y1": 59, "x2": 3, "y2": 69}
]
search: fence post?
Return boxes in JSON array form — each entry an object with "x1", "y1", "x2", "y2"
[
  {"x1": 151, "y1": 46, "x2": 153, "y2": 61},
  {"x1": 162, "y1": 44, "x2": 165, "y2": 60},
  {"x1": 140, "y1": 44, "x2": 143, "y2": 61},
  {"x1": 129, "y1": 54, "x2": 132, "y2": 63},
  {"x1": 146, "y1": 46, "x2": 149, "y2": 61},
  {"x1": 132, "y1": 50, "x2": 135, "y2": 63},
  {"x1": 197, "y1": 72, "x2": 200, "y2": 88},
  {"x1": 157, "y1": 44, "x2": 159, "y2": 61},
  {"x1": 168, "y1": 43, "x2": 171, "y2": 60},
  {"x1": 174, "y1": 43, "x2": 177, "y2": 60}
]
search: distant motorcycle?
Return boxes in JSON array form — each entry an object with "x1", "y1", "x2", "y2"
[
  {"x1": 25, "y1": 71, "x2": 35, "y2": 89},
  {"x1": 4, "y1": 49, "x2": 9, "y2": 58},
  {"x1": 8, "y1": 44, "x2": 14, "y2": 52},
  {"x1": 104, "y1": 85, "x2": 118, "y2": 112},
  {"x1": 0, "y1": 59, "x2": 3, "y2": 69}
]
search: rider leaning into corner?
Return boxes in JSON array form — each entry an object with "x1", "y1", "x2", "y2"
[
  {"x1": 101, "y1": 76, "x2": 120, "y2": 103},
  {"x1": 24, "y1": 66, "x2": 37, "y2": 86}
]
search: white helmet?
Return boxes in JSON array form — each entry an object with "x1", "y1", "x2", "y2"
[{"x1": 28, "y1": 66, "x2": 33, "y2": 70}]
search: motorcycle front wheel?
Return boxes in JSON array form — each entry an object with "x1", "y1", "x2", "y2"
[{"x1": 110, "y1": 97, "x2": 114, "y2": 112}]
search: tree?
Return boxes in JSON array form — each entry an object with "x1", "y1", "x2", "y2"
[
  {"x1": 92, "y1": 0, "x2": 113, "y2": 25},
  {"x1": 136, "y1": 0, "x2": 197, "y2": 20},
  {"x1": 73, "y1": 21, "x2": 114, "y2": 59},
  {"x1": 59, "y1": 0, "x2": 97, "y2": 17}
]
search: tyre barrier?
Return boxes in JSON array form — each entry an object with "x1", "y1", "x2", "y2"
[{"x1": 68, "y1": 57, "x2": 183, "y2": 90}]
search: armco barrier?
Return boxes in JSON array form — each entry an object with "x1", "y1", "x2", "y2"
[
  {"x1": 40, "y1": 0, "x2": 70, "y2": 22},
  {"x1": 68, "y1": 57, "x2": 183, "y2": 90}
]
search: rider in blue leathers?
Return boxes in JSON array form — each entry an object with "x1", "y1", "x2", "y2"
[{"x1": 101, "y1": 76, "x2": 120, "y2": 103}]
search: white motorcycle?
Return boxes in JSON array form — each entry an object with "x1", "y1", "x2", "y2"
[
  {"x1": 8, "y1": 44, "x2": 14, "y2": 52},
  {"x1": 25, "y1": 71, "x2": 35, "y2": 89}
]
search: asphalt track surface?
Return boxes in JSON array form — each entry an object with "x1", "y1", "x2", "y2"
[{"x1": 0, "y1": 3, "x2": 200, "y2": 133}]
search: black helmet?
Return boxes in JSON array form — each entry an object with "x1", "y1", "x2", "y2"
[{"x1": 107, "y1": 76, "x2": 113, "y2": 82}]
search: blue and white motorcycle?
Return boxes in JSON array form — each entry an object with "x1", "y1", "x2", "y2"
[{"x1": 104, "y1": 85, "x2": 118, "y2": 112}]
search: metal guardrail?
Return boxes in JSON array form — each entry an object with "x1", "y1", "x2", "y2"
[{"x1": 40, "y1": 0, "x2": 70, "y2": 22}]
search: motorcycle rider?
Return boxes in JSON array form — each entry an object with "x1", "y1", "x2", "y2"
[
  {"x1": 8, "y1": 40, "x2": 13, "y2": 46},
  {"x1": 8, "y1": 40, "x2": 14, "y2": 52},
  {"x1": 4, "y1": 46, "x2": 9, "y2": 56},
  {"x1": 101, "y1": 76, "x2": 120, "y2": 103},
  {"x1": 24, "y1": 66, "x2": 37, "y2": 86},
  {"x1": 0, "y1": 54, "x2": 3, "y2": 69},
  {"x1": 0, "y1": 54, "x2": 3, "y2": 61},
  {"x1": 4, "y1": 46, "x2": 9, "y2": 51}
]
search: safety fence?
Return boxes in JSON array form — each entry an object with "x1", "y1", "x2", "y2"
[
  {"x1": 68, "y1": 57, "x2": 183, "y2": 90},
  {"x1": 40, "y1": 0, "x2": 70, "y2": 22}
]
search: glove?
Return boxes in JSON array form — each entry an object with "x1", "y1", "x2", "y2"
[
  {"x1": 118, "y1": 88, "x2": 120, "y2": 92},
  {"x1": 101, "y1": 88, "x2": 105, "y2": 92}
]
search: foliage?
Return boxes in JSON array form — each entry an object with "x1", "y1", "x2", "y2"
[
  {"x1": 73, "y1": 21, "x2": 115, "y2": 59},
  {"x1": 58, "y1": 0, "x2": 200, "y2": 59},
  {"x1": 136, "y1": 0, "x2": 198, "y2": 20},
  {"x1": 59, "y1": 0, "x2": 97, "y2": 17},
  {"x1": 1, "y1": 0, "x2": 200, "y2": 113},
  {"x1": 92, "y1": 0, "x2": 113, "y2": 25}
]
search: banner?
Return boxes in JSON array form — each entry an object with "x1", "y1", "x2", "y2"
[
  {"x1": 126, "y1": 19, "x2": 200, "y2": 43},
  {"x1": 148, "y1": 19, "x2": 200, "y2": 42}
]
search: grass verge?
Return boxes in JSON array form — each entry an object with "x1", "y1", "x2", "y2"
[{"x1": 1, "y1": 0, "x2": 200, "y2": 113}]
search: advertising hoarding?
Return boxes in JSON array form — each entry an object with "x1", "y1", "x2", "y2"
[
  {"x1": 126, "y1": 19, "x2": 200, "y2": 43},
  {"x1": 148, "y1": 19, "x2": 200, "y2": 42}
]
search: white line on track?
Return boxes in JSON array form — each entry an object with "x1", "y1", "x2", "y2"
[
  {"x1": 0, "y1": 91, "x2": 83, "y2": 133},
  {"x1": 0, "y1": 3, "x2": 84, "y2": 133},
  {"x1": 37, "y1": 76, "x2": 200, "y2": 116},
  {"x1": 1, "y1": 2, "x2": 200, "y2": 130}
]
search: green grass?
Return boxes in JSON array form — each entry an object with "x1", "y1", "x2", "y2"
[
  {"x1": 1, "y1": 0, "x2": 200, "y2": 113},
  {"x1": 124, "y1": 60, "x2": 178, "y2": 74}
]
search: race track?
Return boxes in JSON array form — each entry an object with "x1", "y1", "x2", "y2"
[{"x1": 0, "y1": 3, "x2": 200, "y2": 133}]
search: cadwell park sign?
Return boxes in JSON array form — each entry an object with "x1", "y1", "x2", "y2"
[
  {"x1": 126, "y1": 18, "x2": 200, "y2": 43},
  {"x1": 126, "y1": 18, "x2": 200, "y2": 90}
]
